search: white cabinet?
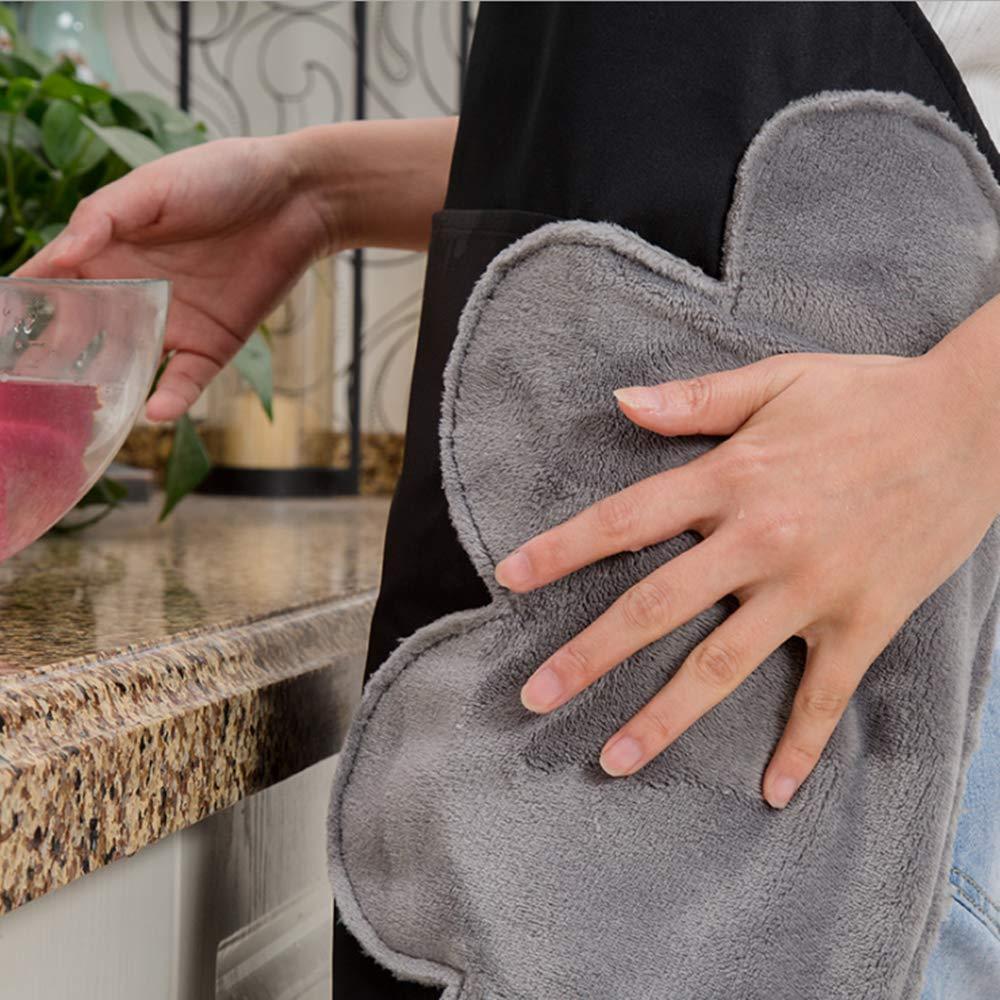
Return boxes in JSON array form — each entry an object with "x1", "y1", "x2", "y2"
[{"x1": 0, "y1": 757, "x2": 338, "y2": 1000}]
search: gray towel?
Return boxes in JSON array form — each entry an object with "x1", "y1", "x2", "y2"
[{"x1": 328, "y1": 91, "x2": 1000, "y2": 1000}]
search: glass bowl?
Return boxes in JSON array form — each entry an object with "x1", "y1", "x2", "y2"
[{"x1": 0, "y1": 276, "x2": 170, "y2": 561}]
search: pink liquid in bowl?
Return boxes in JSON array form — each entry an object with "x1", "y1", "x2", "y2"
[{"x1": 0, "y1": 378, "x2": 99, "y2": 561}]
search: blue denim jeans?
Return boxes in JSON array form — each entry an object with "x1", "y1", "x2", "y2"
[{"x1": 921, "y1": 630, "x2": 1000, "y2": 998}]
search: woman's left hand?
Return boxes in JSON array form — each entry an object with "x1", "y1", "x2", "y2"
[{"x1": 494, "y1": 347, "x2": 1000, "y2": 808}]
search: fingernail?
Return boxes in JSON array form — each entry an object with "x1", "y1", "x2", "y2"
[
  {"x1": 613, "y1": 386, "x2": 661, "y2": 410},
  {"x1": 495, "y1": 549, "x2": 533, "y2": 589},
  {"x1": 144, "y1": 390, "x2": 176, "y2": 423},
  {"x1": 767, "y1": 775, "x2": 799, "y2": 810},
  {"x1": 600, "y1": 735, "x2": 644, "y2": 776},
  {"x1": 520, "y1": 666, "x2": 563, "y2": 712}
]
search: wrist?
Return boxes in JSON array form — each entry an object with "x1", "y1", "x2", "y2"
[
  {"x1": 277, "y1": 116, "x2": 457, "y2": 255},
  {"x1": 277, "y1": 125, "x2": 351, "y2": 257},
  {"x1": 925, "y1": 292, "x2": 1000, "y2": 513}
]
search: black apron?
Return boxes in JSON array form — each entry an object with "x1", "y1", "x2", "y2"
[{"x1": 334, "y1": 4, "x2": 1000, "y2": 996}]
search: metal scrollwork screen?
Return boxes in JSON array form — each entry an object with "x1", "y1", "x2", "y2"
[{"x1": 102, "y1": 0, "x2": 475, "y2": 491}]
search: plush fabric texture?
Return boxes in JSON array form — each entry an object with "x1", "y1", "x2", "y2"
[{"x1": 328, "y1": 91, "x2": 1000, "y2": 1000}]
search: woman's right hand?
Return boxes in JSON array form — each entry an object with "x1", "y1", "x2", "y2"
[{"x1": 15, "y1": 134, "x2": 337, "y2": 421}]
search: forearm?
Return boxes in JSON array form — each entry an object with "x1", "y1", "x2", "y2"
[
  {"x1": 280, "y1": 116, "x2": 458, "y2": 254},
  {"x1": 925, "y1": 290, "x2": 1000, "y2": 512}
]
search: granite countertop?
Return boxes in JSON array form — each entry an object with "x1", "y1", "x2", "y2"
[{"x1": 0, "y1": 494, "x2": 389, "y2": 914}]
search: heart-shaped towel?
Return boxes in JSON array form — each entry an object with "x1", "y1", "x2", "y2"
[{"x1": 329, "y1": 91, "x2": 1000, "y2": 1000}]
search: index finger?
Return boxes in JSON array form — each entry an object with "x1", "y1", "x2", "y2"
[
  {"x1": 13, "y1": 235, "x2": 82, "y2": 280},
  {"x1": 494, "y1": 452, "x2": 722, "y2": 592}
]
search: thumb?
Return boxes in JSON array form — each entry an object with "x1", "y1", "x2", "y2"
[
  {"x1": 613, "y1": 356, "x2": 802, "y2": 436},
  {"x1": 144, "y1": 300, "x2": 244, "y2": 423},
  {"x1": 145, "y1": 350, "x2": 224, "y2": 423}
]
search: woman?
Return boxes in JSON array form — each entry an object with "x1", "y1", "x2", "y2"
[{"x1": 20, "y1": 4, "x2": 999, "y2": 997}]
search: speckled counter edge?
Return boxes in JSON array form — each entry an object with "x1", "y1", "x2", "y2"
[{"x1": 0, "y1": 592, "x2": 375, "y2": 913}]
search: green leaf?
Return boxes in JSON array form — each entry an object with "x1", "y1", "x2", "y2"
[
  {"x1": 39, "y1": 71, "x2": 111, "y2": 108},
  {"x1": 6, "y1": 76, "x2": 36, "y2": 110},
  {"x1": 115, "y1": 91, "x2": 193, "y2": 132},
  {"x1": 20, "y1": 228, "x2": 45, "y2": 250},
  {"x1": 0, "y1": 6, "x2": 17, "y2": 41},
  {"x1": 42, "y1": 101, "x2": 79, "y2": 170},
  {"x1": 0, "y1": 111, "x2": 42, "y2": 154},
  {"x1": 41, "y1": 100, "x2": 75, "y2": 163},
  {"x1": 76, "y1": 476, "x2": 128, "y2": 508},
  {"x1": 52, "y1": 56, "x2": 76, "y2": 78},
  {"x1": 42, "y1": 99, "x2": 106, "y2": 173},
  {"x1": 11, "y1": 39, "x2": 55, "y2": 79},
  {"x1": 37, "y1": 221, "x2": 64, "y2": 244},
  {"x1": 90, "y1": 101, "x2": 115, "y2": 127},
  {"x1": 233, "y1": 329, "x2": 273, "y2": 421},
  {"x1": 0, "y1": 54, "x2": 41, "y2": 81},
  {"x1": 80, "y1": 115, "x2": 162, "y2": 168},
  {"x1": 69, "y1": 130, "x2": 105, "y2": 175},
  {"x1": 107, "y1": 96, "x2": 145, "y2": 133},
  {"x1": 93, "y1": 151, "x2": 128, "y2": 188},
  {"x1": 56, "y1": 475, "x2": 128, "y2": 533},
  {"x1": 115, "y1": 91, "x2": 205, "y2": 153},
  {"x1": 155, "y1": 122, "x2": 205, "y2": 155},
  {"x1": 147, "y1": 354, "x2": 169, "y2": 400},
  {"x1": 159, "y1": 414, "x2": 212, "y2": 521}
]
